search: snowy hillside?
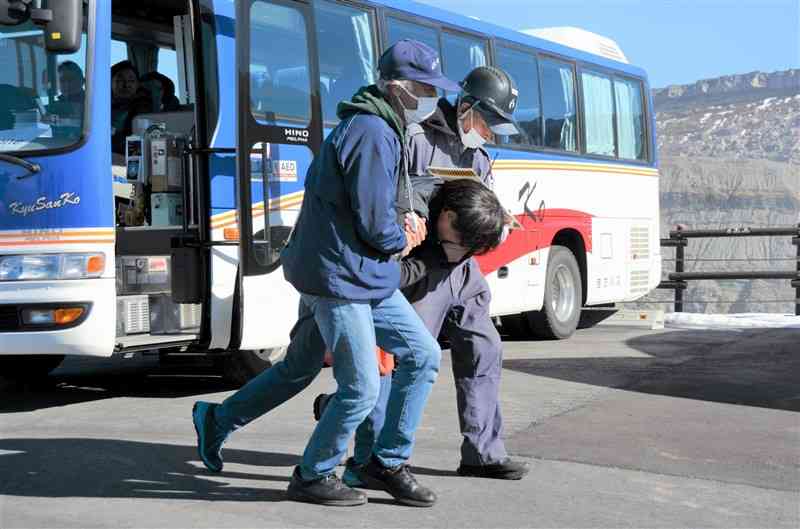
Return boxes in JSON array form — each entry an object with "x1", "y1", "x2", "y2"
[{"x1": 637, "y1": 69, "x2": 799, "y2": 314}]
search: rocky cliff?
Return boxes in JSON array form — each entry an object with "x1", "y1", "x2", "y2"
[{"x1": 641, "y1": 69, "x2": 799, "y2": 314}]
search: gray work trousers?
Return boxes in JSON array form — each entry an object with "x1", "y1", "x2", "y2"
[{"x1": 401, "y1": 257, "x2": 508, "y2": 466}]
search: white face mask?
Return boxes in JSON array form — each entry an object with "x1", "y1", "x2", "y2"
[
  {"x1": 395, "y1": 82, "x2": 438, "y2": 124},
  {"x1": 458, "y1": 109, "x2": 487, "y2": 149}
]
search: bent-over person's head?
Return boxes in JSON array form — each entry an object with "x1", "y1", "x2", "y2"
[{"x1": 436, "y1": 179, "x2": 506, "y2": 262}]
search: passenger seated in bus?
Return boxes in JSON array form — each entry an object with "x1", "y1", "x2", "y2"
[
  {"x1": 139, "y1": 72, "x2": 181, "y2": 113},
  {"x1": 45, "y1": 61, "x2": 85, "y2": 138},
  {"x1": 111, "y1": 60, "x2": 151, "y2": 154}
]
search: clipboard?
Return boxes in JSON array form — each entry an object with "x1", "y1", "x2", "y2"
[{"x1": 426, "y1": 165, "x2": 481, "y2": 181}]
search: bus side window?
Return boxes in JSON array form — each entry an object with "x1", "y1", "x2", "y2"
[
  {"x1": 440, "y1": 31, "x2": 487, "y2": 100},
  {"x1": 494, "y1": 45, "x2": 541, "y2": 147},
  {"x1": 249, "y1": 1, "x2": 312, "y2": 125},
  {"x1": 540, "y1": 57, "x2": 578, "y2": 152},
  {"x1": 314, "y1": 0, "x2": 378, "y2": 125},
  {"x1": 614, "y1": 77, "x2": 646, "y2": 161},
  {"x1": 581, "y1": 70, "x2": 615, "y2": 157},
  {"x1": 385, "y1": 17, "x2": 439, "y2": 56}
]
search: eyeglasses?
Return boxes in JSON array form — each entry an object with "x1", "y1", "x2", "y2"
[{"x1": 459, "y1": 96, "x2": 520, "y2": 136}]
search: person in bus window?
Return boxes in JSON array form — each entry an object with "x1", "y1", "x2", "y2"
[
  {"x1": 192, "y1": 40, "x2": 461, "y2": 508},
  {"x1": 139, "y1": 71, "x2": 181, "y2": 113},
  {"x1": 111, "y1": 60, "x2": 151, "y2": 154},
  {"x1": 46, "y1": 61, "x2": 85, "y2": 138},
  {"x1": 314, "y1": 66, "x2": 531, "y2": 484}
]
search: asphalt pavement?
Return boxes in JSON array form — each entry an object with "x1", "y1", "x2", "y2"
[{"x1": 1, "y1": 326, "x2": 798, "y2": 528}]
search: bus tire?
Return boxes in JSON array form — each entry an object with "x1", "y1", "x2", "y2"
[
  {"x1": 529, "y1": 246, "x2": 582, "y2": 340},
  {"x1": 222, "y1": 347, "x2": 287, "y2": 387},
  {"x1": 0, "y1": 355, "x2": 65, "y2": 382}
]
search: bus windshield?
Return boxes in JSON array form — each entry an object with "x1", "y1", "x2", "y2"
[{"x1": 0, "y1": 20, "x2": 89, "y2": 154}]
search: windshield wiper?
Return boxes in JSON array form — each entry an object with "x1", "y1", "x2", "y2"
[{"x1": 0, "y1": 153, "x2": 41, "y2": 178}]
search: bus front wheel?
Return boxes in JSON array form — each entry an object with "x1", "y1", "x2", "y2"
[
  {"x1": 0, "y1": 355, "x2": 65, "y2": 382},
  {"x1": 528, "y1": 246, "x2": 582, "y2": 340},
  {"x1": 222, "y1": 347, "x2": 287, "y2": 387}
]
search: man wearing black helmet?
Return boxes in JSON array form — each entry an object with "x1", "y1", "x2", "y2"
[{"x1": 314, "y1": 66, "x2": 531, "y2": 483}]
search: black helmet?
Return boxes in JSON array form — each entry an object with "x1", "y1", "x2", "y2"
[{"x1": 459, "y1": 66, "x2": 519, "y2": 134}]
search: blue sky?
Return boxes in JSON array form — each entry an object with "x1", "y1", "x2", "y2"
[{"x1": 415, "y1": 0, "x2": 799, "y2": 88}]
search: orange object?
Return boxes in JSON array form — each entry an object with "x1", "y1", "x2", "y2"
[
  {"x1": 223, "y1": 227, "x2": 240, "y2": 240},
  {"x1": 54, "y1": 307, "x2": 84, "y2": 325},
  {"x1": 86, "y1": 254, "x2": 105, "y2": 274},
  {"x1": 322, "y1": 347, "x2": 395, "y2": 376},
  {"x1": 376, "y1": 347, "x2": 394, "y2": 376}
]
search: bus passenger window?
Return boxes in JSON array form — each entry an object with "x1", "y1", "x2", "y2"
[
  {"x1": 614, "y1": 77, "x2": 646, "y2": 161},
  {"x1": 315, "y1": 0, "x2": 377, "y2": 124},
  {"x1": 581, "y1": 71, "x2": 615, "y2": 157},
  {"x1": 386, "y1": 17, "x2": 439, "y2": 56},
  {"x1": 540, "y1": 58, "x2": 577, "y2": 152},
  {"x1": 250, "y1": 2, "x2": 312, "y2": 125},
  {"x1": 494, "y1": 45, "x2": 541, "y2": 147},
  {"x1": 441, "y1": 32, "x2": 487, "y2": 98}
]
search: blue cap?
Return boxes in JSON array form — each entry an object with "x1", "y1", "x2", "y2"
[{"x1": 378, "y1": 39, "x2": 461, "y2": 92}]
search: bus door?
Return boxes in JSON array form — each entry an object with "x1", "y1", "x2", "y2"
[{"x1": 234, "y1": 0, "x2": 322, "y2": 350}]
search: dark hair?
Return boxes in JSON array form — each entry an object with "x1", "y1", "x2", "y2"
[
  {"x1": 111, "y1": 60, "x2": 139, "y2": 81},
  {"x1": 139, "y1": 71, "x2": 176, "y2": 99},
  {"x1": 58, "y1": 60, "x2": 83, "y2": 78},
  {"x1": 439, "y1": 178, "x2": 505, "y2": 255}
]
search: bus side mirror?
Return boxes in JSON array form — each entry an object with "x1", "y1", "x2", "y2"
[
  {"x1": 0, "y1": 0, "x2": 31, "y2": 25},
  {"x1": 32, "y1": 0, "x2": 82, "y2": 54}
]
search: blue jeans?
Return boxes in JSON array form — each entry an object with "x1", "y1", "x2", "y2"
[
  {"x1": 213, "y1": 289, "x2": 440, "y2": 480},
  {"x1": 352, "y1": 374, "x2": 392, "y2": 465}
]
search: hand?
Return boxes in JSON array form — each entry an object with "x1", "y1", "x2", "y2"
[{"x1": 400, "y1": 213, "x2": 426, "y2": 257}]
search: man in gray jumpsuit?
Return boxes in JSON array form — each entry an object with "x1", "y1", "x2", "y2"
[
  {"x1": 317, "y1": 66, "x2": 530, "y2": 481},
  {"x1": 402, "y1": 66, "x2": 529, "y2": 480}
]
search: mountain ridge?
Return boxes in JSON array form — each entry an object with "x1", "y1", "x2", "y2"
[{"x1": 639, "y1": 68, "x2": 799, "y2": 314}]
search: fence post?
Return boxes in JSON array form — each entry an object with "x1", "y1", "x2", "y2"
[
  {"x1": 674, "y1": 226, "x2": 685, "y2": 313},
  {"x1": 795, "y1": 224, "x2": 800, "y2": 316}
]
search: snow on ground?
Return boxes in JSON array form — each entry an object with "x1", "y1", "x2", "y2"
[{"x1": 665, "y1": 312, "x2": 800, "y2": 330}]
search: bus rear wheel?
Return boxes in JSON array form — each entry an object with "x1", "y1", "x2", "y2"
[
  {"x1": 222, "y1": 347, "x2": 287, "y2": 387},
  {"x1": 528, "y1": 246, "x2": 582, "y2": 340},
  {"x1": 0, "y1": 355, "x2": 65, "y2": 382}
]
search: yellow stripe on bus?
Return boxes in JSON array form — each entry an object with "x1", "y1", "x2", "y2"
[
  {"x1": 211, "y1": 196, "x2": 304, "y2": 230},
  {"x1": 492, "y1": 160, "x2": 658, "y2": 176},
  {"x1": 0, "y1": 239, "x2": 115, "y2": 247}
]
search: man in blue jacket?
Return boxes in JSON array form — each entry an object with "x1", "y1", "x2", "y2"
[
  {"x1": 315, "y1": 67, "x2": 530, "y2": 485},
  {"x1": 192, "y1": 40, "x2": 459, "y2": 508}
]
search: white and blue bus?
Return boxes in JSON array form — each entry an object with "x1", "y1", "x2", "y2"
[{"x1": 0, "y1": 0, "x2": 659, "y2": 381}]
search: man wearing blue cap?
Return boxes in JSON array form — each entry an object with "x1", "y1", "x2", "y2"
[
  {"x1": 313, "y1": 66, "x2": 530, "y2": 483},
  {"x1": 191, "y1": 39, "x2": 460, "y2": 508}
]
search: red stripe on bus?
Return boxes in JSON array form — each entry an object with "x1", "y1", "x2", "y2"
[{"x1": 475, "y1": 209, "x2": 593, "y2": 275}]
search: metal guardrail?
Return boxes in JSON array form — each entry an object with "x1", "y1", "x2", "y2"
[{"x1": 657, "y1": 224, "x2": 800, "y2": 315}]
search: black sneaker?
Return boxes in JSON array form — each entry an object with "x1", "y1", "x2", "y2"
[
  {"x1": 286, "y1": 466, "x2": 367, "y2": 507},
  {"x1": 361, "y1": 456, "x2": 437, "y2": 507},
  {"x1": 457, "y1": 458, "x2": 530, "y2": 480},
  {"x1": 313, "y1": 393, "x2": 331, "y2": 421}
]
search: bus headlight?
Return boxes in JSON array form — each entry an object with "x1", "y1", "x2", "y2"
[{"x1": 0, "y1": 253, "x2": 106, "y2": 281}]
